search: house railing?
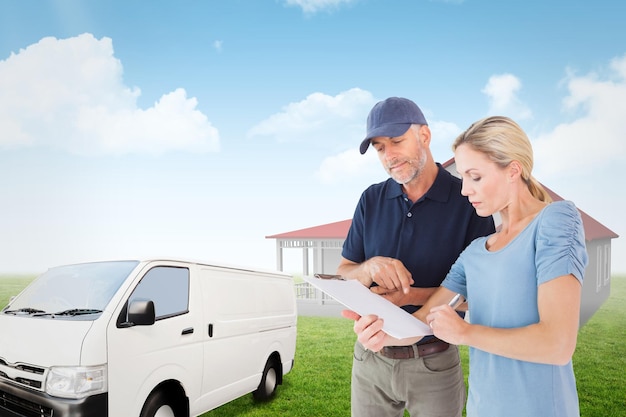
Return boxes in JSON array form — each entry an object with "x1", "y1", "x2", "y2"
[{"x1": 294, "y1": 279, "x2": 339, "y2": 305}]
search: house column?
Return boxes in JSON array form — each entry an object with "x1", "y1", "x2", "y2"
[
  {"x1": 302, "y1": 246, "x2": 309, "y2": 276},
  {"x1": 313, "y1": 240, "x2": 323, "y2": 275},
  {"x1": 275, "y1": 240, "x2": 284, "y2": 271}
]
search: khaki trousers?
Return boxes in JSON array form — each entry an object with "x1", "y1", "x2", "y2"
[{"x1": 351, "y1": 342, "x2": 465, "y2": 417}]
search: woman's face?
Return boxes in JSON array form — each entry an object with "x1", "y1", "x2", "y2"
[{"x1": 454, "y1": 144, "x2": 510, "y2": 217}]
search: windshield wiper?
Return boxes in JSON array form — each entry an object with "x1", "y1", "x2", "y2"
[
  {"x1": 4, "y1": 307, "x2": 46, "y2": 315},
  {"x1": 49, "y1": 308, "x2": 103, "y2": 316},
  {"x1": 4, "y1": 307, "x2": 103, "y2": 317}
]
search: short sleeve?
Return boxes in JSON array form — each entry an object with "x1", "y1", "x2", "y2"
[
  {"x1": 535, "y1": 201, "x2": 588, "y2": 285},
  {"x1": 341, "y1": 192, "x2": 366, "y2": 263},
  {"x1": 442, "y1": 250, "x2": 469, "y2": 297}
]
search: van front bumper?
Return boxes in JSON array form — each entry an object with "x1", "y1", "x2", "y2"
[{"x1": 0, "y1": 380, "x2": 107, "y2": 417}]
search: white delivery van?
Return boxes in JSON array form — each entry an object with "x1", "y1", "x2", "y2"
[{"x1": 0, "y1": 258, "x2": 297, "y2": 417}]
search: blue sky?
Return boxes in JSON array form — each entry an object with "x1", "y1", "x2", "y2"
[{"x1": 1, "y1": 0, "x2": 624, "y2": 274}]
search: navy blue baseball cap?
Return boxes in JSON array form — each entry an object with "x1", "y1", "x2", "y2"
[{"x1": 359, "y1": 97, "x2": 428, "y2": 154}]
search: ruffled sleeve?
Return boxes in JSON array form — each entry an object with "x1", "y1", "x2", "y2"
[{"x1": 535, "y1": 200, "x2": 588, "y2": 285}]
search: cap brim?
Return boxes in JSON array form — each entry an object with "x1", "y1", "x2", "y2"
[
  {"x1": 359, "y1": 138, "x2": 371, "y2": 154},
  {"x1": 359, "y1": 123, "x2": 411, "y2": 154}
]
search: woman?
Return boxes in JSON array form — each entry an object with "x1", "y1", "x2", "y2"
[{"x1": 345, "y1": 116, "x2": 588, "y2": 417}]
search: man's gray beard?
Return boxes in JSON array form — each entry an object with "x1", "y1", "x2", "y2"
[{"x1": 390, "y1": 155, "x2": 426, "y2": 185}]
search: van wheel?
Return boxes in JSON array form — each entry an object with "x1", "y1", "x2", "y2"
[
  {"x1": 140, "y1": 390, "x2": 180, "y2": 417},
  {"x1": 253, "y1": 359, "x2": 279, "y2": 401}
]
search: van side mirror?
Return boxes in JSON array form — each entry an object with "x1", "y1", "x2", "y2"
[{"x1": 127, "y1": 299, "x2": 156, "y2": 326}]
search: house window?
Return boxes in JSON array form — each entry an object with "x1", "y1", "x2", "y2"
[
  {"x1": 596, "y1": 246, "x2": 602, "y2": 293},
  {"x1": 604, "y1": 243, "x2": 611, "y2": 286}
]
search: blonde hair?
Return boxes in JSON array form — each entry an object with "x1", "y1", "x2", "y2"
[{"x1": 452, "y1": 116, "x2": 552, "y2": 203}]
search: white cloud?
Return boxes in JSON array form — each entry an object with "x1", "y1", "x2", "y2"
[
  {"x1": 533, "y1": 54, "x2": 626, "y2": 177},
  {"x1": 213, "y1": 40, "x2": 223, "y2": 52},
  {"x1": 248, "y1": 88, "x2": 379, "y2": 183},
  {"x1": 0, "y1": 33, "x2": 219, "y2": 155},
  {"x1": 283, "y1": 0, "x2": 356, "y2": 14},
  {"x1": 481, "y1": 73, "x2": 532, "y2": 120},
  {"x1": 315, "y1": 147, "x2": 378, "y2": 183},
  {"x1": 247, "y1": 87, "x2": 374, "y2": 148},
  {"x1": 428, "y1": 120, "x2": 464, "y2": 162}
]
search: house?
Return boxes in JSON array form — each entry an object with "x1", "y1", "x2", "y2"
[
  {"x1": 266, "y1": 219, "x2": 350, "y2": 278},
  {"x1": 266, "y1": 159, "x2": 619, "y2": 326}
]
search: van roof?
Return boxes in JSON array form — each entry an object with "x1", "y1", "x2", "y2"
[{"x1": 56, "y1": 257, "x2": 292, "y2": 278}]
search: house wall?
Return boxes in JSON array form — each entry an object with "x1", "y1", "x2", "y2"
[
  {"x1": 580, "y1": 238, "x2": 612, "y2": 326},
  {"x1": 320, "y1": 247, "x2": 343, "y2": 274}
]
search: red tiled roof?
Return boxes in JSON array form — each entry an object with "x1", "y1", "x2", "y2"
[{"x1": 266, "y1": 219, "x2": 352, "y2": 239}]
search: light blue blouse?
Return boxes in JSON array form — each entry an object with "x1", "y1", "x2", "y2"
[{"x1": 442, "y1": 200, "x2": 588, "y2": 417}]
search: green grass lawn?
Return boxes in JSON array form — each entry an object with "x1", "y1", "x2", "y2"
[{"x1": 1, "y1": 275, "x2": 624, "y2": 416}]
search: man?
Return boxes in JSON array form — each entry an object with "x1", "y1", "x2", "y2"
[{"x1": 337, "y1": 97, "x2": 495, "y2": 417}]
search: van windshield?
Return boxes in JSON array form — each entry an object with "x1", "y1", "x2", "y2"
[{"x1": 4, "y1": 261, "x2": 140, "y2": 316}]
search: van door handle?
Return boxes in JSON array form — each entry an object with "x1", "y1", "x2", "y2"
[{"x1": 181, "y1": 327, "x2": 194, "y2": 335}]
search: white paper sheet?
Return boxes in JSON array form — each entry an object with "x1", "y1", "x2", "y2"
[{"x1": 302, "y1": 275, "x2": 433, "y2": 339}]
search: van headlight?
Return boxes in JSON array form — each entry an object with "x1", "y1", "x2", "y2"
[{"x1": 46, "y1": 365, "x2": 108, "y2": 399}]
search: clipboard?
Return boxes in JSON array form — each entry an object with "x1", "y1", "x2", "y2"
[{"x1": 303, "y1": 274, "x2": 433, "y2": 339}]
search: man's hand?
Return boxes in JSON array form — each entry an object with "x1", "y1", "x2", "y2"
[
  {"x1": 341, "y1": 309, "x2": 422, "y2": 351},
  {"x1": 363, "y1": 256, "x2": 414, "y2": 294},
  {"x1": 370, "y1": 286, "x2": 408, "y2": 306},
  {"x1": 370, "y1": 284, "x2": 437, "y2": 307},
  {"x1": 341, "y1": 310, "x2": 388, "y2": 352}
]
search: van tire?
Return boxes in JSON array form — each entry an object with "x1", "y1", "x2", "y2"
[
  {"x1": 140, "y1": 390, "x2": 181, "y2": 417},
  {"x1": 253, "y1": 359, "x2": 279, "y2": 401}
]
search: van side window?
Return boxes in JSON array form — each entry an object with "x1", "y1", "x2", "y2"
[{"x1": 130, "y1": 266, "x2": 189, "y2": 319}]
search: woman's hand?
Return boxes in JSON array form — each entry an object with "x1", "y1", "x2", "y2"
[{"x1": 425, "y1": 305, "x2": 468, "y2": 345}]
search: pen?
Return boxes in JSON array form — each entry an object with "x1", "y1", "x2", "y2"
[
  {"x1": 448, "y1": 293, "x2": 465, "y2": 309},
  {"x1": 314, "y1": 273, "x2": 346, "y2": 281}
]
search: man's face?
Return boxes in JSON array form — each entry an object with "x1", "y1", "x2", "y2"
[{"x1": 370, "y1": 126, "x2": 427, "y2": 185}]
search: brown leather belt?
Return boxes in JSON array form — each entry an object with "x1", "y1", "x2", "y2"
[{"x1": 379, "y1": 338, "x2": 449, "y2": 360}]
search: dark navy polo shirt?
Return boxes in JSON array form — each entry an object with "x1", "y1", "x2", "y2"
[{"x1": 342, "y1": 164, "x2": 495, "y2": 313}]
